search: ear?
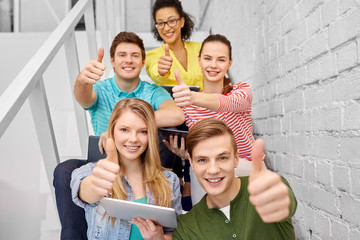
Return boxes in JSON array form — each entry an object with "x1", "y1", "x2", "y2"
[
  {"x1": 228, "y1": 59, "x2": 233, "y2": 71},
  {"x1": 234, "y1": 151, "x2": 239, "y2": 168},
  {"x1": 187, "y1": 153, "x2": 195, "y2": 170},
  {"x1": 180, "y1": 17, "x2": 185, "y2": 28},
  {"x1": 110, "y1": 57, "x2": 115, "y2": 68}
]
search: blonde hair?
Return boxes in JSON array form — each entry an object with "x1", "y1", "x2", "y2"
[{"x1": 106, "y1": 98, "x2": 172, "y2": 224}]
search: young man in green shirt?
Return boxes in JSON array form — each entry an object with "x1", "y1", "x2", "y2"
[{"x1": 173, "y1": 118, "x2": 297, "y2": 240}]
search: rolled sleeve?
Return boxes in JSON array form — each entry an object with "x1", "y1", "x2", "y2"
[{"x1": 70, "y1": 162, "x2": 96, "y2": 208}]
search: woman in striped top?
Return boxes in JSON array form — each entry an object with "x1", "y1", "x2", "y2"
[{"x1": 168, "y1": 34, "x2": 256, "y2": 205}]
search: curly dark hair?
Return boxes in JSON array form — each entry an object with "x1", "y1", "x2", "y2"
[{"x1": 152, "y1": 0, "x2": 195, "y2": 41}]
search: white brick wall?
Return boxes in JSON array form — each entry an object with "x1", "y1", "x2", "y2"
[{"x1": 201, "y1": 0, "x2": 360, "y2": 239}]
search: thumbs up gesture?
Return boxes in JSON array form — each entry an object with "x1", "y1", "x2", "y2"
[
  {"x1": 158, "y1": 44, "x2": 173, "y2": 76},
  {"x1": 248, "y1": 139, "x2": 290, "y2": 223},
  {"x1": 90, "y1": 138, "x2": 120, "y2": 198},
  {"x1": 172, "y1": 69, "x2": 194, "y2": 107},
  {"x1": 76, "y1": 47, "x2": 106, "y2": 85}
]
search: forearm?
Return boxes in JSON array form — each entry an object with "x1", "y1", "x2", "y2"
[
  {"x1": 78, "y1": 175, "x2": 103, "y2": 204},
  {"x1": 164, "y1": 233, "x2": 173, "y2": 240},
  {"x1": 192, "y1": 92, "x2": 220, "y2": 111},
  {"x1": 74, "y1": 80, "x2": 96, "y2": 109},
  {"x1": 155, "y1": 107, "x2": 185, "y2": 127}
]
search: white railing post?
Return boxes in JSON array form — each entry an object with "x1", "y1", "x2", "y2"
[
  {"x1": 84, "y1": 0, "x2": 97, "y2": 59},
  {"x1": 28, "y1": 77, "x2": 59, "y2": 199},
  {"x1": 96, "y1": 0, "x2": 111, "y2": 78},
  {"x1": 64, "y1": 30, "x2": 89, "y2": 158}
]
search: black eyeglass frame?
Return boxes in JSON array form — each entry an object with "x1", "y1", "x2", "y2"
[{"x1": 155, "y1": 17, "x2": 182, "y2": 29}]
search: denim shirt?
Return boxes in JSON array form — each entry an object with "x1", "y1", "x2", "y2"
[{"x1": 71, "y1": 162, "x2": 182, "y2": 240}]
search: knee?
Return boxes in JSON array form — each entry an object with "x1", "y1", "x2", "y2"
[{"x1": 53, "y1": 159, "x2": 86, "y2": 188}]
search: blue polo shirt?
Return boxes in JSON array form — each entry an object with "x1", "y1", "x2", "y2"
[{"x1": 87, "y1": 76, "x2": 172, "y2": 136}]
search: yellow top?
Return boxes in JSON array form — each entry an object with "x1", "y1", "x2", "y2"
[{"x1": 145, "y1": 41, "x2": 204, "y2": 90}]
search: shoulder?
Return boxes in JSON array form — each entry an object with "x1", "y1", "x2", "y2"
[
  {"x1": 184, "y1": 41, "x2": 201, "y2": 52},
  {"x1": 146, "y1": 44, "x2": 164, "y2": 56},
  {"x1": 232, "y1": 81, "x2": 251, "y2": 90},
  {"x1": 162, "y1": 169, "x2": 179, "y2": 182}
]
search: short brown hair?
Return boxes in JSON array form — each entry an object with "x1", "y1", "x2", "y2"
[
  {"x1": 186, "y1": 118, "x2": 237, "y2": 158},
  {"x1": 110, "y1": 32, "x2": 146, "y2": 60}
]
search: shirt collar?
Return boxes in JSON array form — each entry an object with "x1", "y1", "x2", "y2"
[{"x1": 111, "y1": 76, "x2": 144, "y2": 98}]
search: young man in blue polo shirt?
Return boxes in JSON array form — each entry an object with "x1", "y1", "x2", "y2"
[
  {"x1": 54, "y1": 32, "x2": 184, "y2": 240},
  {"x1": 173, "y1": 118, "x2": 297, "y2": 240}
]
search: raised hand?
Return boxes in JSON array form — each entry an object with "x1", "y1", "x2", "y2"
[
  {"x1": 90, "y1": 138, "x2": 120, "y2": 197},
  {"x1": 172, "y1": 69, "x2": 194, "y2": 107},
  {"x1": 158, "y1": 44, "x2": 173, "y2": 76},
  {"x1": 248, "y1": 139, "x2": 290, "y2": 223},
  {"x1": 77, "y1": 47, "x2": 106, "y2": 85},
  {"x1": 132, "y1": 217, "x2": 166, "y2": 240},
  {"x1": 163, "y1": 134, "x2": 187, "y2": 159}
]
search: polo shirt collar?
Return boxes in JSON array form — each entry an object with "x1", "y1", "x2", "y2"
[{"x1": 111, "y1": 76, "x2": 144, "y2": 98}]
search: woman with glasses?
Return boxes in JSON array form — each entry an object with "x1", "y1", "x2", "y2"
[{"x1": 146, "y1": 0, "x2": 204, "y2": 90}]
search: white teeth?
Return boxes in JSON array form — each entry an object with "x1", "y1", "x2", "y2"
[
  {"x1": 124, "y1": 67, "x2": 133, "y2": 71},
  {"x1": 207, "y1": 178, "x2": 222, "y2": 183},
  {"x1": 126, "y1": 146, "x2": 138, "y2": 150}
]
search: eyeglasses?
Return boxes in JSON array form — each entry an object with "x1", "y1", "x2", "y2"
[{"x1": 155, "y1": 17, "x2": 181, "y2": 29}]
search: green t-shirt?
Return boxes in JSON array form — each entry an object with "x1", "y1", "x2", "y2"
[
  {"x1": 173, "y1": 177, "x2": 297, "y2": 240},
  {"x1": 129, "y1": 197, "x2": 147, "y2": 240}
]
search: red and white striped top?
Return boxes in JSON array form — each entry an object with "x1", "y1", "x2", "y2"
[{"x1": 183, "y1": 82, "x2": 254, "y2": 160}]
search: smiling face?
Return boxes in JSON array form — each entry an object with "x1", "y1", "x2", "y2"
[
  {"x1": 198, "y1": 41, "x2": 233, "y2": 84},
  {"x1": 111, "y1": 42, "x2": 145, "y2": 83},
  {"x1": 189, "y1": 133, "x2": 239, "y2": 201},
  {"x1": 155, "y1": 7, "x2": 184, "y2": 45},
  {"x1": 113, "y1": 110, "x2": 148, "y2": 164}
]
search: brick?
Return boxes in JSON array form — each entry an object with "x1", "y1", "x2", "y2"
[
  {"x1": 292, "y1": 179, "x2": 311, "y2": 203},
  {"x1": 331, "y1": 69, "x2": 360, "y2": 101},
  {"x1": 298, "y1": 0, "x2": 323, "y2": 19},
  {"x1": 316, "y1": 161, "x2": 332, "y2": 185},
  {"x1": 293, "y1": 155, "x2": 304, "y2": 177},
  {"x1": 350, "y1": 168, "x2": 360, "y2": 195},
  {"x1": 350, "y1": 229, "x2": 360, "y2": 240},
  {"x1": 333, "y1": 165, "x2": 351, "y2": 192},
  {"x1": 272, "y1": 135, "x2": 288, "y2": 153},
  {"x1": 307, "y1": 9, "x2": 322, "y2": 37},
  {"x1": 269, "y1": 43, "x2": 278, "y2": 63},
  {"x1": 340, "y1": 137, "x2": 360, "y2": 165},
  {"x1": 336, "y1": 41, "x2": 358, "y2": 72},
  {"x1": 267, "y1": 59, "x2": 281, "y2": 81},
  {"x1": 321, "y1": 0, "x2": 338, "y2": 27},
  {"x1": 312, "y1": 109, "x2": 326, "y2": 131},
  {"x1": 268, "y1": 99, "x2": 284, "y2": 117},
  {"x1": 266, "y1": 26, "x2": 280, "y2": 48},
  {"x1": 281, "y1": 8, "x2": 298, "y2": 34},
  {"x1": 331, "y1": 221, "x2": 349, "y2": 239},
  {"x1": 284, "y1": 91, "x2": 304, "y2": 112},
  {"x1": 307, "y1": 58, "x2": 321, "y2": 83},
  {"x1": 277, "y1": 75, "x2": 295, "y2": 95},
  {"x1": 338, "y1": 0, "x2": 359, "y2": 15},
  {"x1": 295, "y1": 66, "x2": 307, "y2": 87},
  {"x1": 267, "y1": 118, "x2": 281, "y2": 134},
  {"x1": 302, "y1": 31, "x2": 328, "y2": 62},
  {"x1": 287, "y1": 20, "x2": 307, "y2": 51},
  {"x1": 278, "y1": 37, "x2": 286, "y2": 57},
  {"x1": 344, "y1": 102, "x2": 360, "y2": 130},
  {"x1": 340, "y1": 194, "x2": 360, "y2": 224},
  {"x1": 303, "y1": 204, "x2": 316, "y2": 229},
  {"x1": 314, "y1": 212, "x2": 331, "y2": 239},
  {"x1": 326, "y1": 107, "x2": 342, "y2": 130},
  {"x1": 328, "y1": 8, "x2": 360, "y2": 49},
  {"x1": 310, "y1": 136, "x2": 338, "y2": 159},
  {"x1": 289, "y1": 135, "x2": 309, "y2": 155},
  {"x1": 278, "y1": 0, "x2": 296, "y2": 20},
  {"x1": 282, "y1": 113, "x2": 291, "y2": 133},
  {"x1": 320, "y1": 53, "x2": 337, "y2": 80},
  {"x1": 253, "y1": 119, "x2": 267, "y2": 135},
  {"x1": 357, "y1": 37, "x2": 360, "y2": 64},
  {"x1": 252, "y1": 102, "x2": 268, "y2": 119},
  {"x1": 282, "y1": 49, "x2": 302, "y2": 73},
  {"x1": 311, "y1": 186, "x2": 338, "y2": 215},
  {"x1": 304, "y1": 84, "x2": 332, "y2": 109},
  {"x1": 304, "y1": 159, "x2": 316, "y2": 181},
  {"x1": 291, "y1": 111, "x2": 311, "y2": 132}
]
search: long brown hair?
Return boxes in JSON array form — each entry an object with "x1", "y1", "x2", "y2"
[
  {"x1": 106, "y1": 98, "x2": 172, "y2": 224},
  {"x1": 199, "y1": 34, "x2": 233, "y2": 94}
]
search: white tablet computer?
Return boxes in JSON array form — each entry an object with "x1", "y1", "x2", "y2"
[{"x1": 99, "y1": 197, "x2": 177, "y2": 228}]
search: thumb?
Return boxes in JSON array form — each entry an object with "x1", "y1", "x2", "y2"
[
  {"x1": 164, "y1": 44, "x2": 170, "y2": 56},
  {"x1": 250, "y1": 139, "x2": 265, "y2": 177},
  {"x1": 105, "y1": 138, "x2": 118, "y2": 164},
  {"x1": 174, "y1": 69, "x2": 186, "y2": 85},
  {"x1": 97, "y1": 47, "x2": 104, "y2": 63}
]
